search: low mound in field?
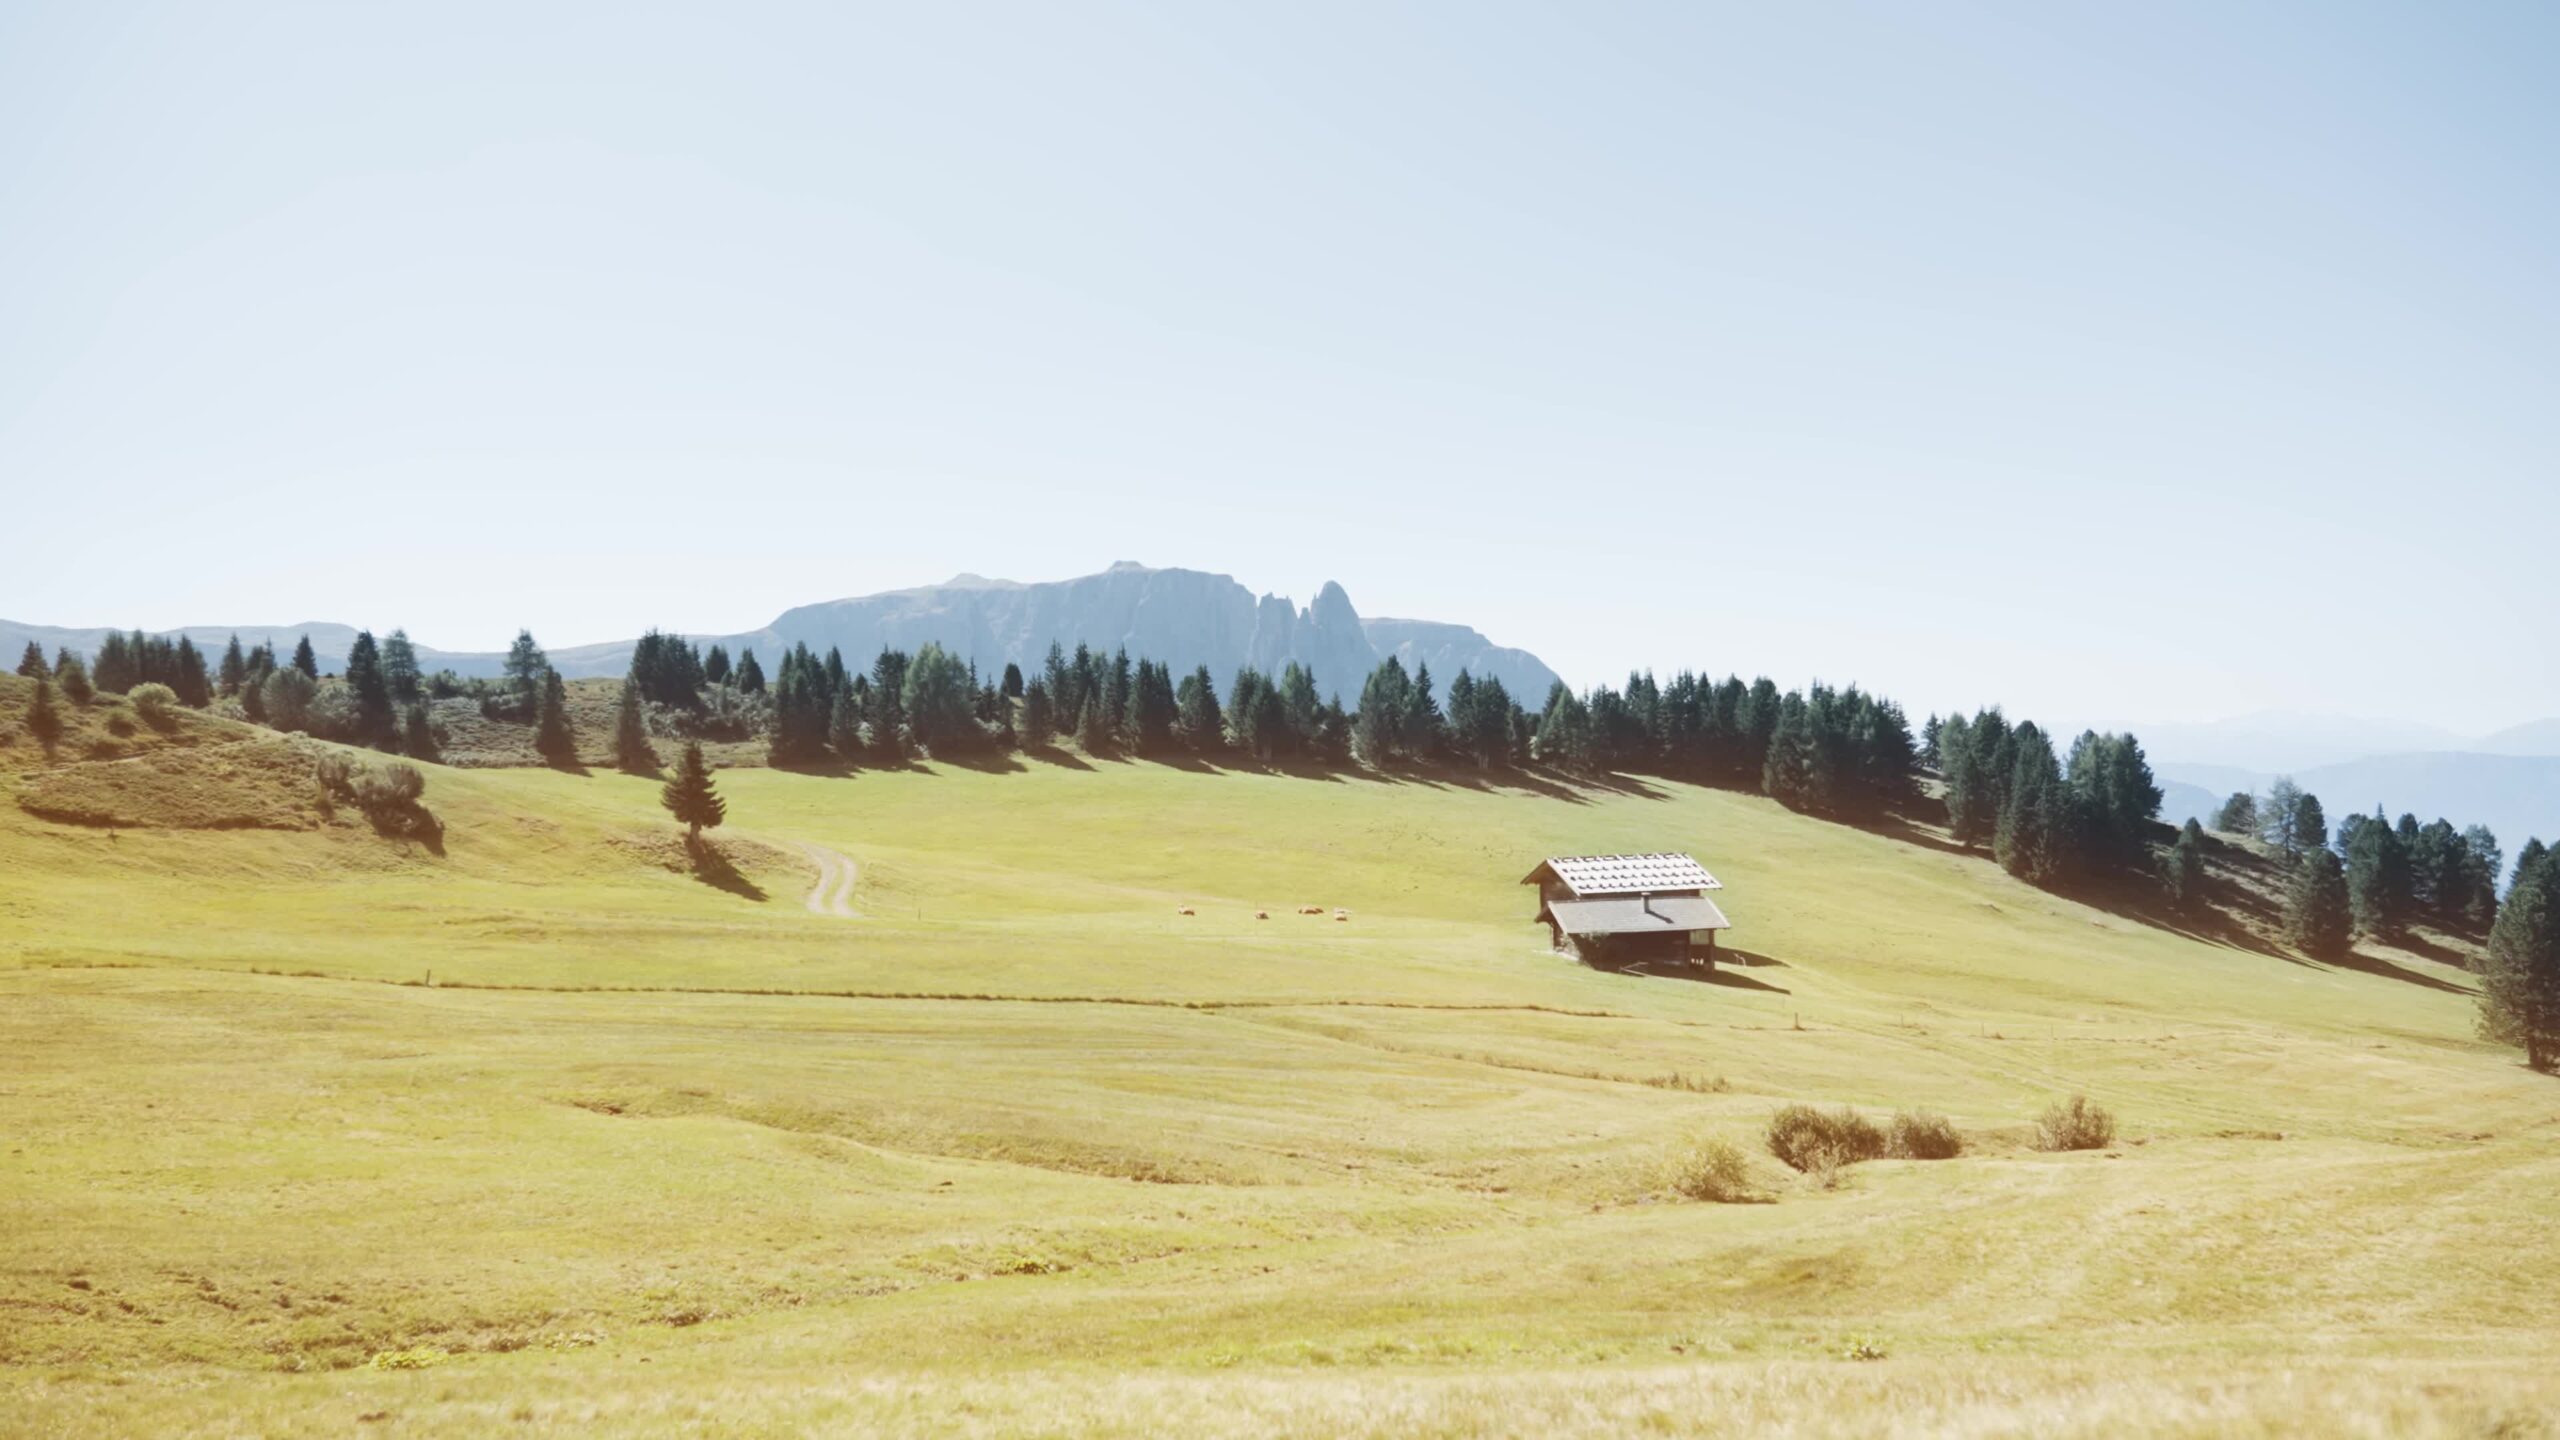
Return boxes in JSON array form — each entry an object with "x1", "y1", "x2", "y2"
[{"x1": 16, "y1": 737, "x2": 328, "y2": 830}]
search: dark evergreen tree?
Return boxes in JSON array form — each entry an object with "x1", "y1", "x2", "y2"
[
  {"x1": 26, "y1": 674, "x2": 62, "y2": 752},
  {"x1": 400, "y1": 702, "x2": 439, "y2": 762},
  {"x1": 2260, "y1": 777, "x2": 2308, "y2": 858},
  {"x1": 2462, "y1": 825, "x2": 2503, "y2": 929},
  {"x1": 769, "y1": 645, "x2": 829, "y2": 764},
  {"x1": 1021, "y1": 680, "x2": 1054, "y2": 749},
  {"x1": 345, "y1": 631, "x2": 394, "y2": 745},
  {"x1": 2345, "y1": 807, "x2": 2412, "y2": 939},
  {"x1": 1762, "y1": 690, "x2": 1817, "y2": 811},
  {"x1": 1075, "y1": 689, "x2": 1112, "y2": 754},
  {"x1": 53, "y1": 652, "x2": 92, "y2": 706},
  {"x1": 1354, "y1": 658, "x2": 1411, "y2": 765},
  {"x1": 1277, "y1": 664, "x2": 1322, "y2": 752},
  {"x1": 171, "y1": 635, "x2": 211, "y2": 709},
  {"x1": 290, "y1": 634, "x2": 320, "y2": 680},
  {"x1": 2168, "y1": 819, "x2": 2209, "y2": 912},
  {"x1": 14, "y1": 641, "x2": 44, "y2": 679},
  {"x1": 2285, "y1": 847, "x2": 2353, "y2": 960},
  {"x1": 1001, "y1": 662, "x2": 1025, "y2": 700},
  {"x1": 1995, "y1": 723, "x2": 2068, "y2": 885},
  {"x1": 534, "y1": 668, "x2": 575, "y2": 765},
  {"x1": 703, "y1": 644, "x2": 731, "y2": 687},
  {"x1": 828, "y1": 687, "x2": 861, "y2": 761},
  {"x1": 1175, "y1": 665, "x2": 1223, "y2": 751},
  {"x1": 612, "y1": 679, "x2": 656, "y2": 774},
  {"x1": 1402, "y1": 660, "x2": 1443, "y2": 760},
  {"x1": 2518, "y1": 839, "x2": 2550, "y2": 894},
  {"x1": 659, "y1": 742, "x2": 726, "y2": 843},
  {"x1": 2479, "y1": 841, "x2": 2559, "y2": 1070},
  {"x1": 501, "y1": 631, "x2": 545, "y2": 711},
  {"x1": 215, "y1": 634, "x2": 246, "y2": 697},
  {"x1": 735, "y1": 648, "x2": 766, "y2": 694},
  {"x1": 2213, "y1": 792, "x2": 2258, "y2": 835},
  {"x1": 902, "y1": 643, "x2": 978, "y2": 754},
  {"x1": 381, "y1": 629, "x2": 421, "y2": 703},
  {"x1": 1227, "y1": 668, "x2": 1287, "y2": 760}
]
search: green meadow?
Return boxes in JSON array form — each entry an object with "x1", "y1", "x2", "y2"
[{"x1": 4, "y1": 678, "x2": 2556, "y2": 1437}]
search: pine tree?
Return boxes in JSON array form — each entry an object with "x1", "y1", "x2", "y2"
[
  {"x1": 2345, "y1": 808, "x2": 2412, "y2": 939},
  {"x1": 2285, "y1": 848, "x2": 2353, "y2": 960},
  {"x1": 345, "y1": 631, "x2": 394, "y2": 746},
  {"x1": 1762, "y1": 691, "x2": 1816, "y2": 811},
  {"x1": 1175, "y1": 665, "x2": 1222, "y2": 751},
  {"x1": 54, "y1": 653, "x2": 93, "y2": 706},
  {"x1": 612, "y1": 680, "x2": 656, "y2": 774},
  {"x1": 735, "y1": 648, "x2": 766, "y2": 695},
  {"x1": 218, "y1": 635, "x2": 247, "y2": 697},
  {"x1": 1402, "y1": 660, "x2": 1443, "y2": 760},
  {"x1": 502, "y1": 630, "x2": 547, "y2": 712},
  {"x1": 659, "y1": 742, "x2": 727, "y2": 843},
  {"x1": 26, "y1": 674, "x2": 63, "y2": 753},
  {"x1": 1075, "y1": 690, "x2": 1111, "y2": 754},
  {"x1": 703, "y1": 644, "x2": 731, "y2": 687},
  {"x1": 2261, "y1": 777, "x2": 2307, "y2": 858},
  {"x1": 828, "y1": 688, "x2": 861, "y2": 761},
  {"x1": 16, "y1": 642, "x2": 48, "y2": 679},
  {"x1": 903, "y1": 644, "x2": 978, "y2": 755},
  {"x1": 2462, "y1": 825, "x2": 2503, "y2": 930},
  {"x1": 2213, "y1": 792, "x2": 2257, "y2": 835},
  {"x1": 172, "y1": 635, "x2": 212, "y2": 709},
  {"x1": 382, "y1": 630, "x2": 421, "y2": 704},
  {"x1": 1022, "y1": 681, "x2": 1054, "y2": 749},
  {"x1": 1001, "y1": 662, "x2": 1025, "y2": 700},
  {"x1": 2168, "y1": 819, "x2": 2209, "y2": 912},
  {"x1": 291, "y1": 634, "x2": 320, "y2": 680},
  {"x1": 534, "y1": 669, "x2": 575, "y2": 765},
  {"x1": 2479, "y1": 842, "x2": 2559, "y2": 1070},
  {"x1": 1995, "y1": 723, "x2": 2065, "y2": 884},
  {"x1": 401, "y1": 702, "x2": 439, "y2": 762}
]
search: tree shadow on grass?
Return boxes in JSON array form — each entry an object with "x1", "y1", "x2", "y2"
[
  {"x1": 2326, "y1": 946, "x2": 2477, "y2": 996},
  {"x1": 932, "y1": 748, "x2": 1028, "y2": 775},
  {"x1": 686, "y1": 837, "x2": 767, "y2": 902},
  {"x1": 1021, "y1": 745, "x2": 1095, "y2": 772}
]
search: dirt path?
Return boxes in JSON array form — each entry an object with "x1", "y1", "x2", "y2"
[{"x1": 798, "y1": 843, "x2": 861, "y2": 919}]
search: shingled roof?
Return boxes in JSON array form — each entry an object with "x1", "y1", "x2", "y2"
[
  {"x1": 1543, "y1": 894, "x2": 1731, "y2": 936},
  {"x1": 1520, "y1": 853, "x2": 1722, "y2": 896}
]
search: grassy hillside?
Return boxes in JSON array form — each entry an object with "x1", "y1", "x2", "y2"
[{"x1": 2, "y1": 674, "x2": 2553, "y2": 1437}]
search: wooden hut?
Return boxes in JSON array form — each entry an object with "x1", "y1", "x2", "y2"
[{"x1": 1521, "y1": 852, "x2": 1730, "y2": 970}]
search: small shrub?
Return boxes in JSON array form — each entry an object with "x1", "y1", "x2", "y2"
[
  {"x1": 2035, "y1": 1095, "x2": 2116, "y2": 1151},
  {"x1": 1766, "y1": 1104, "x2": 1886, "y2": 1176},
  {"x1": 128, "y1": 683, "x2": 180, "y2": 730},
  {"x1": 1887, "y1": 1109, "x2": 1964, "y2": 1160},
  {"x1": 1840, "y1": 1335, "x2": 1888, "y2": 1361},
  {"x1": 104, "y1": 711, "x2": 137, "y2": 738},
  {"x1": 1666, "y1": 1135, "x2": 1759, "y2": 1202},
  {"x1": 365, "y1": 1345, "x2": 444, "y2": 1370}
]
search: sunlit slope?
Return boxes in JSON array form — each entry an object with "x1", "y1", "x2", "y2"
[{"x1": 4, "y1": 694, "x2": 2554, "y2": 1436}]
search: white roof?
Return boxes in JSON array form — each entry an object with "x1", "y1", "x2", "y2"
[{"x1": 1524, "y1": 853, "x2": 1722, "y2": 895}]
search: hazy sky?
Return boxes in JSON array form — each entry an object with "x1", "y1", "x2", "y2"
[{"x1": 4, "y1": 2, "x2": 2553, "y2": 730}]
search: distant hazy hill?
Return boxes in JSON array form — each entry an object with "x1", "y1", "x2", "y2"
[{"x1": 1, "y1": 563, "x2": 1561, "y2": 709}]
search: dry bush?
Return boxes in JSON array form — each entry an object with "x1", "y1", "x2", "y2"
[
  {"x1": 1666, "y1": 1135, "x2": 1760, "y2": 1202},
  {"x1": 128, "y1": 683, "x2": 180, "y2": 730},
  {"x1": 1767, "y1": 1104, "x2": 1886, "y2": 1179},
  {"x1": 2035, "y1": 1095, "x2": 2116, "y2": 1151},
  {"x1": 1887, "y1": 1109, "x2": 1964, "y2": 1159}
]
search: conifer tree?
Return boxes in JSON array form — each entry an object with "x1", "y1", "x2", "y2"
[
  {"x1": 1995, "y1": 723, "x2": 2066, "y2": 885},
  {"x1": 1001, "y1": 662, "x2": 1025, "y2": 700},
  {"x1": 1472, "y1": 674, "x2": 1515, "y2": 769},
  {"x1": 735, "y1": 648, "x2": 765, "y2": 694},
  {"x1": 2346, "y1": 808, "x2": 2412, "y2": 939},
  {"x1": 533, "y1": 668, "x2": 575, "y2": 764},
  {"x1": 401, "y1": 702, "x2": 439, "y2": 762},
  {"x1": 902, "y1": 643, "x2": 978, "y2": 754},
  {"x1": 659, "y1": 742, "x2": 726, "y2": 843},
  {"x1": 2213, "y1": 792, "x2": 2257, "y2": 835},
  {"x1": 54, "y1": 652, "x2": 93, "y2": 706},
  {"x1": 2462, "y1": 825, "x2": 2503, "y2": 929},
  {"x1": 291, "y1": 634, "x2": 320, "y2": 680},
  {"x1": 1075, "y1": 690, "x2": 1111, "y2": 754},
  {"x1": 16, "y1": 641, "x2": 48, "y2": 679},
  {"x1": 218, "y1": 635, "x2": 247, "y2": 696},
  {"x1": 1175, "y1": 665, "x2": 1222, "y2": 751},
  {"x1": 828, "y1": 688, "x2": 861, "y2": 761},
  {"x1": 172, "y1": 635, "x2": 212, "y2": 709},
  {"x1": 1403, "y1": 660, "x2": 1443, "y2": 760},
  {"x1": 2169, "y1": 819, "x2": 2209, "y2": 912},
  {"x1": 612, "y1": 679, "x2": 656, "y2": 774},
  {"x1": 1762, "y1": 691, "x2": 1816, "y2": 811},
  {"x1": 345, "y1": 631, "x2": 394, "y2": 745},
  {"x1": 703, "y1": 644, "x2": 731, "y2": 687},
  {"x1": 2518, "y1": 839, "x2": 2550, "y2": 893},
  {"x1": 2479, "y1": 841, "x2": 2558, "y2": 1070},
  {"x1": 379, "y1": 630, "x2": 420, "y2": 704},
  {"x1": 2285, "y1": 848, "x2": 2353, "y2": 959},
  {"x1": 1022, "y1": 680, "x2": 1054, "y2": 749},
  {"x1": 2261, "y1": 777, "x2": 2307, "y2": 858},
  {"x1": 26, "y1": 674, "x2": 62, "y2": 753}
]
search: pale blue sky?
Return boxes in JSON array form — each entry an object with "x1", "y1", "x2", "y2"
[{"x1": 3, "y1": 2, "x2": 2552, "y2": 729}]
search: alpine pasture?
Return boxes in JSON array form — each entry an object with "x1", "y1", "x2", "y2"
[{"x1": 3, "y1": 676, "x2": 2555, "y2": 1438}]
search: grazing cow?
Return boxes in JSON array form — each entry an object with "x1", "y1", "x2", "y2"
[
  {"x1": 1297, "y1": 905, "x2": 1323, "y2": 915},
  {"x1": 1255, "y1": 909, "x2": 1270, "y2": 920},
  {"x1": 1176, "y1": 906, "x2": 1195, "y2": 916},
  {"x1": 1333, "y1": 909, "x2": 1349, "y2": 922}
]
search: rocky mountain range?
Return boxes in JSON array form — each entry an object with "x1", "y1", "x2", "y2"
[{"x1": 2, "y1": 563, "x2": 1562, "y2": 709}]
